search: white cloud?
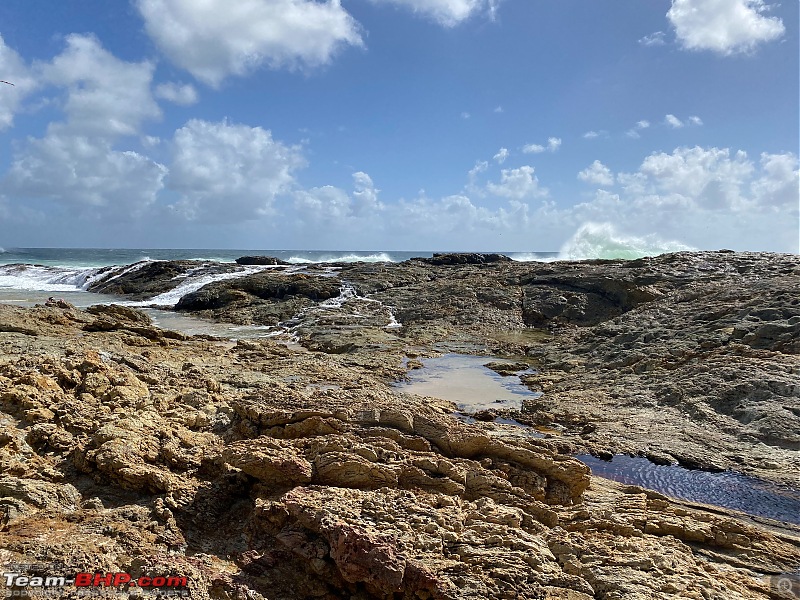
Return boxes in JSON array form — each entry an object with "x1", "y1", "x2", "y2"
[
  {"x1": 291, "y1": 171, "x2": 381, "y2": 229},
  {"x1": 155, "y1": 82, "x2": 198, "y2": 106},
  {"x1": 5, "y1": 129, "x2": 167, "y2": 217},
  {"x1": 626, "y1": 120, "x2": 651, "y2": 139},
  {"x1": 352, "y1": 171, "x2": 382, "y2": 215},
  {"x1": 688, "y1": 115, "x2": 703, "y2": 126},
  {"x1": 639, "y1": 31, "x2": 666, "y2": 46},
  {"x1": 493, "y1": 105, "x2": 503, "y2": 113},
  {"x1": 486, "y1": 165, "x2": 547, "y2": 199},
  {"x1": 135, "y1": 0, "x2": 363, "y2": 87},
  {"x1": 493, "y1": 147, "x2": 509, "y2": 164},
  {"x1": 522, "y1": 143, "x2": 545, "y2": 154},
  {"x1": 168, "y1": 119, "x2": 305, "y2": 221},
  {"x1": 665, "y1": 114, "x2": 684, "y2": 128},
  {"x1": 750, "y1": 152, "x2": 800, "y2": 208},
  {"x1": 461, "y1": 111, "x2": 471, "y2": 119},
  {"x1": 2, "y1": 36, "x2": 165, "y2": 219},
  {"x1": 523, "y1": 137, "x2": 561, "y2": 154},
  {"x1": 578, "y1": 160, "x2": 615, "y2": 187},
  {"x1": 370, "y1": 0, "x2": 500, "y2": 27},
  {"x1": 667, "y1": 0, "x2": 785, "y2": 55},
  {"x1": 0, "y1": 36, "x2": 39, "y2": 130},
  {"x1": 567, "y1": 146, "x2": 799, "y2": 251},
  {"x1": 40, "y1": 34, "x2": 160, "y2": 138},
  {"x1": 583, "y1": 131, "x2": 601, "y2": 139},
  {"x1": 633, "y1": 146, "x2": 756, "y2": 210},
  {"x1": 293, "y1": 185, "x2": 353, "y2": 224}
]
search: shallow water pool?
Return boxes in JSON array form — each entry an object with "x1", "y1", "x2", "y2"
[
  {"x1": 579, "y1": 454, "x2": 800, "y2": 525},
  {"x1": 394, "y1": 353, "x2": 540, "y2": 413}
]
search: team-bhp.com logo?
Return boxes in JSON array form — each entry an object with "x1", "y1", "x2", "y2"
[{"x1": 3, "y1": 567, "x2": 189, "y2": 597}]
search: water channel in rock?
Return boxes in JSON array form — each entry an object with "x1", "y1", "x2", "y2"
[
  {"x1": 396, "y1": 353, "x2": 800, "y2": 525},
  {"x1": 579, "y1": 454, "x2": 800, "y2": 525}
]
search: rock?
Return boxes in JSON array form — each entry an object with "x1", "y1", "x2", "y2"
[
  {"x1": 86, "y1": 304, "x2": 153, "y2": 326},
  {"x1": 0, "y1": 252, "x2": 798, "y2": 600},
  {"x1": 484, "y1": 361, "x2": 532, "y2": 375},
  {"x1": 417, "y1": 253, "x2": 513, "y2": 266},
  {"x1": 235, "y1": 256, "x2": 290, "y2": 266}
]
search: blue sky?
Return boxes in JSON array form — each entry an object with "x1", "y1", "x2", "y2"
[{"x1": 0, "y1": 0, "x2": 797, "y2": 251}]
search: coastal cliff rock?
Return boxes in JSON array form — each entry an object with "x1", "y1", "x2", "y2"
[{"x1": 1, "y1": 302, "x2": 798, "y2": 598}]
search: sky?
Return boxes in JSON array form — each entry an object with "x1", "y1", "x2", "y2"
[{"x1": 0, "y1": 0, "x2": 797, "y2": 252}]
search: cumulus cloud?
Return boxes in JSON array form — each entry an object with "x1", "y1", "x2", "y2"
[
  {"x1": 667, "y1": 0, "x2": 785, "y2": 55},
  {"x1": 135, "y1": 0, "x2": 363, "y2": 87},
  {"x1": 750, "y1": 152, "x2": 800, "y2": 208},
  {"x1": 571, "y1": 146, "x2": 799, "y2": 250},
  {"x1": 578, "y1": 160, "x2": 615, "y2": 187},
  {"x1": 370, "y1": 0, "x2": 500, "y2": 27},
  {"x1": 665, "y1": 114, "x2": 684, "y2": 128},
  {"x1": 486, "y1": 166, "x2": 547, "y2": 199},
  {"x1": 352, "y1": 171, "x2": 382, "y2": 215},
  {"x1": 168, "y1": 119, "x2": 305, "y2": 221},
  {"x1": 522, "y1": 137, "x2": 561, "y2": 154},
  {"x1": 3, "y1": 35, "x2": 165, "y2": 219},
  {"x1": 493, "y1": 147, "x2": 509, "y2": 164},
  {"x1": 583, "y1": 131, "x2": 602, "y2": 140},
  {"x1": 688, "y1": 115, "x2": 703, "y2": 126},
  {"x1": 155, "y1": 82, "x2": 199, "y2": 105},
  {"x1": 4, "y1": 131, "x2": 167, "y2": 217},
  {"x1": 0, "y1": 36, "x2": 39, "y2": 130},
  {"x1": 40, "y1": 34, "x2": 160, "y2": 138}
]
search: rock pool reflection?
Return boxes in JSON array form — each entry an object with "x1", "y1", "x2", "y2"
[
  {"x1": 579, "y1": 454, "x2": 800, "y2": 525},
  {"x1": 395, "y1": 353, "x2": 540, "y2": 413}
]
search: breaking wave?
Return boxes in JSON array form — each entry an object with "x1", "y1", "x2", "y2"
[
  {"x1": 0, "y1": 264, "x2": 108, "y2": 292},
  {"x1": 558, "y1": 223, "x2": 695, "y2": 261},
  {"x1": 286, "y1": 252, "x2": 396, "y2": 264}
]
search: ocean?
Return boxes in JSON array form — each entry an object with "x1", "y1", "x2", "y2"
[{"x1": 0, "y1": 224, "x2": 696, "y2": 317}]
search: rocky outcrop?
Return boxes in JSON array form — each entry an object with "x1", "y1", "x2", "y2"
[
  {"x1": 80, "y1": 251, "x2": 800, "y2": 485},
  {"x1": 2, "y1": 302, "x2": 797, "y2": 599},
  {"x1": 416, "y1": 252, "x2": 513, "y2": 266},
  {"x1": 87, "y1": 260, "x2": 242, "y2": 300},
  {"x1": 235, "y1": 255, "x2": 290, "y2": 265}
]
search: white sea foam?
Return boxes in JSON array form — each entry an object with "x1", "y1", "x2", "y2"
[
  {"x1": 557, "y1": 223, "x2": 695, "y2": 261},
  {"x1": 126, "y1": 266, "x2": 267, "y2": 307},
  {"x1": 0, "y1": 264, "x2": 106, "y2": 292},
  {"x1": 97, "y1": 260, "x2": 151, "y2": 285},
  {"x1": 287, "y1": 252, "x2": 395, "y2": 264}
]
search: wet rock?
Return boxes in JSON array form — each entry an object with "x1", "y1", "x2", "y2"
[
  {"x1": 235, "y1": 256, "x2": 290, "y2": 265},
  {"x1": 416, "y1": 252, "x2": 513, "y2": 266}
]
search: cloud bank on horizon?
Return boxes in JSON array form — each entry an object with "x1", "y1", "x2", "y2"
[{"x1": 0, "y1": 0, "x2": 797, "y2": 252}]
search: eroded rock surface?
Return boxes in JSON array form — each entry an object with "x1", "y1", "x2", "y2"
[{"x1": 1, "y1": 251, "x2": 799, "y2": 599}]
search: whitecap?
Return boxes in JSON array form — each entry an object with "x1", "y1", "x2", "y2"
[{"x1": 0, "y1": 264, "x2": 106, "y2": 292}]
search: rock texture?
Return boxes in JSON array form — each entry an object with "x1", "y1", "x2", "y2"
[
  {"x1": 94, "y1": 251, "x2": 800, "y2": 485},
  {"x1": 2, "y1": 251, "x2": 799, "y2": 599}
]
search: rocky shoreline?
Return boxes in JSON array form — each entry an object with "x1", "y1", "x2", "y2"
[{"x1": 1, "y1": 251, "x2": 799, "y2": 599}]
